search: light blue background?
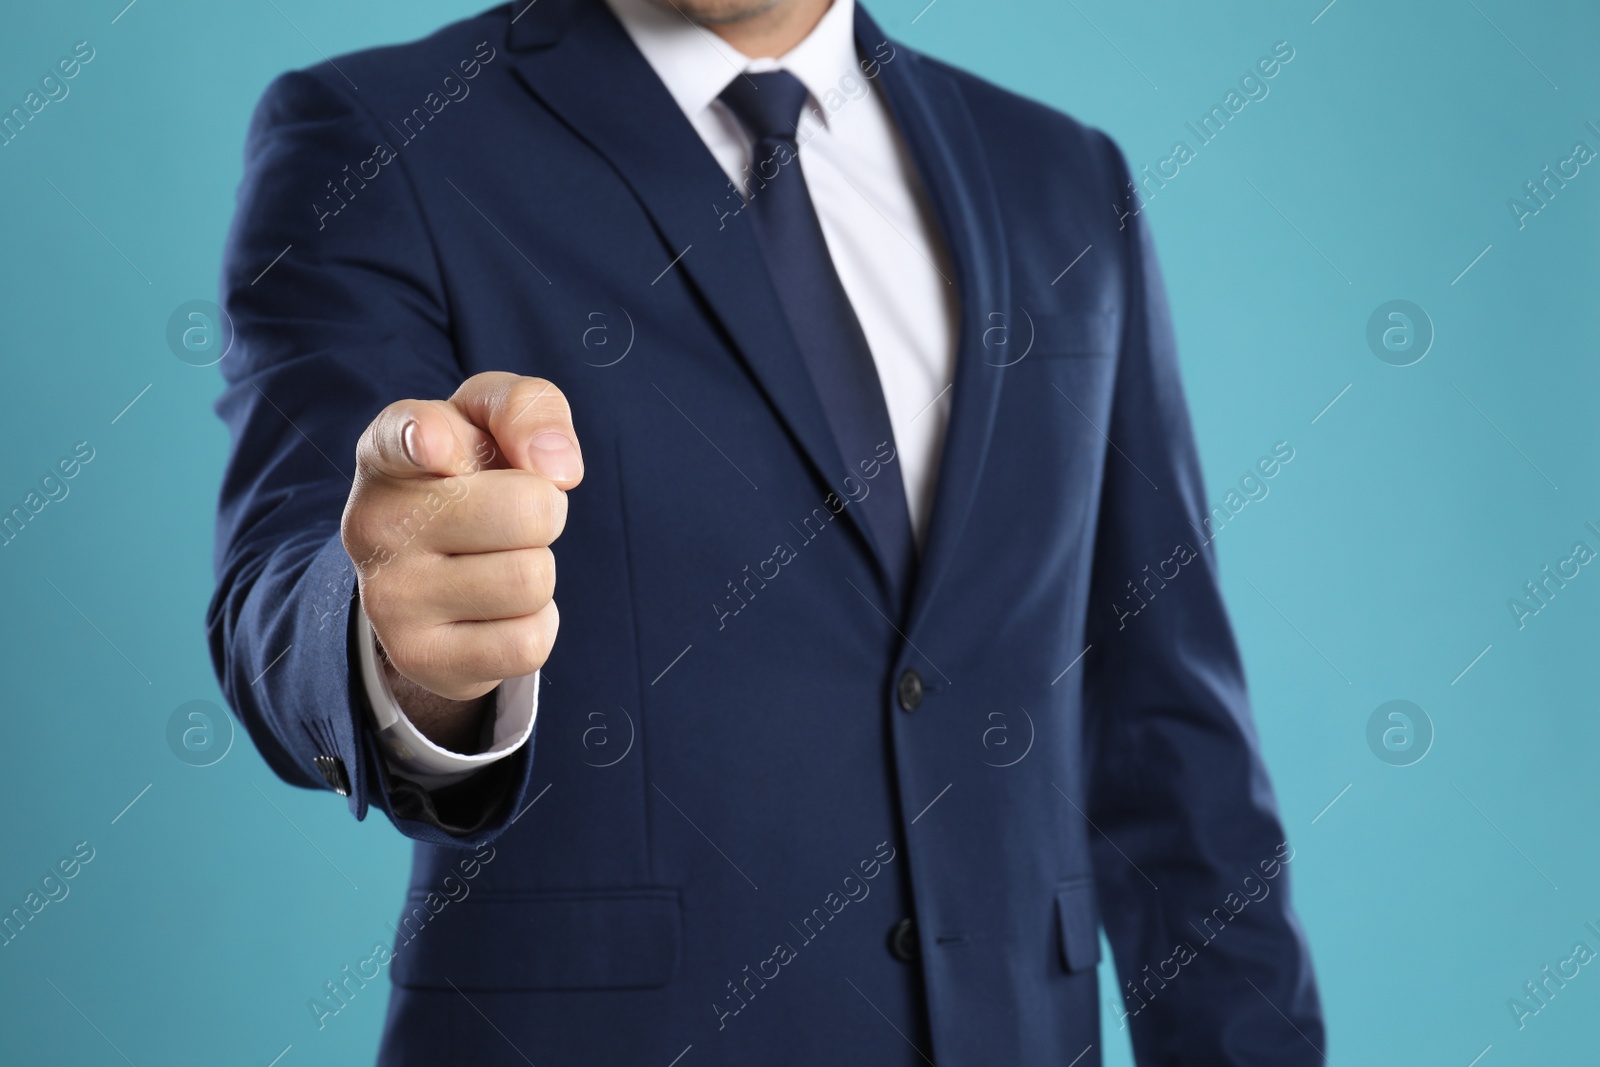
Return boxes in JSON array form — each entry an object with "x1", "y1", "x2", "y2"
[{"x1": 2, "y1": 1, "x2": 1596, "y2": 1063}]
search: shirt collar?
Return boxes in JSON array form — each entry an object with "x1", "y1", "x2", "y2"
[{"x1": 603, "y1": 0, "x2": 860, "y2": 126}]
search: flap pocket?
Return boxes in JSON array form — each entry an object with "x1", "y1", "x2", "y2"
[
  {"x1": 391, "y1": 887, "x2": 682, "y2": 991},
  {"x1": 1055, "y1": 878, "x2": 1102, "y2": 974},
  {"x1": 1026, "y1": 309, "x2": 1120, "y2": 359}
]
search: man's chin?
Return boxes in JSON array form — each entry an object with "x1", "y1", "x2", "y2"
[{"x1": 645, "y1": 0, "x2": 790, "y2": 27}]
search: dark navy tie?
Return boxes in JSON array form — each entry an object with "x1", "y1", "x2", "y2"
[{"x1": 718, "y1": 70, "x2": 917, "y2": 604}]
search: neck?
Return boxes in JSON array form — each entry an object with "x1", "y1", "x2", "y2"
[{"x1": 695, "y1": 0, "x2": 834, "y2": 58}]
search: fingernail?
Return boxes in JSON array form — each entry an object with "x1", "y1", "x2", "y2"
[
  {"x1": 529, "y1": 432, "x2": 580, "y2": 482},
  {"x1": 401, "y1": 419, "x2": 423, "y2": 467}
]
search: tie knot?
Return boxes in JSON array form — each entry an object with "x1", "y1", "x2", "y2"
[{"x1": 719, "y1": 69, "x2": 810, "y2": 145}]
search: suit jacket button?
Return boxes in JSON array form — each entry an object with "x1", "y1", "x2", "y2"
[
  {"x1": 313, "y1": 755, "x2": 350, "y2": 797},
  {"x1": 897, "y1": 669, "x2": 923, "y2": 712},
  {"x1": 888, "y1": 917, "x2": 919, "y2": 963}
]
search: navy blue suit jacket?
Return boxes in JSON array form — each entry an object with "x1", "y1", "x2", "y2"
[{"x1": 208, "y1": 2, "x2": 1324, "y2": 1063}]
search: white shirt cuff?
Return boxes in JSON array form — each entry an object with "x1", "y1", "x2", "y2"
[{"x1": 354, "y1": 602, "x2": 538, "y2": 790}]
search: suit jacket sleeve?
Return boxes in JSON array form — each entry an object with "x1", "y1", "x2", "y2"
[
  {"x1": 205, "y1": 67, "x2": 537, "y2": 847},
  {"x1": 1080, "y1": 134, "x2": 1325, "y2": 1063}
]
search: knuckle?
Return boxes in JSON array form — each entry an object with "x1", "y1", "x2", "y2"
[
  {"x1": 341, "y1": 489, "x2": 386, "y2": 556},
  {"x1": 530, "y1": 481, "x2": 568, "y2": 543},
  {"x1": 514, "y1": 548, "x2": 555, "y2": 605},
  {"x1": 497, "y1": 560, "x2": 542, "y2": 617},
  {"x1": 491, "y1": 483, "x2": 532, "y2": 546},
  {"x1": 507, "y1": 377, "x2": 569, "y2": 425},
  {"x1": 353, "y1": 422, "x2": 379, "y2": 469},
  {"x1": 476, "y1": 473, "x2": 558, "y2": 548},
  {"x1": 455, "y1": 372, "x2": 502, "y2": 405},
  {"x1": 339, "y1": 498, "x2": 364, "y2": 554},
  {"x1": 507, "y1": 612, "x2": 554, "y2": 676},
  {"x1": 548, "y1": 483, "x2": 570, "y2": 536}
]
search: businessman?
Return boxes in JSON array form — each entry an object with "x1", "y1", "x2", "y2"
[{"x1": 208, "y1": 0, "x2": 1325, "y2": 1063}]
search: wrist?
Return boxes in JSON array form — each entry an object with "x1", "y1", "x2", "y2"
[{"x1": 377, "y1": 643, "x2": 496, "y2": 754}]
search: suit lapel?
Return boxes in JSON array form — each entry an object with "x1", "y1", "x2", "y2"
[
  {"x1": 506, "y1": 0, "x2": 900, "y2": 599},
  {"x1": 855, "y1": 3, "x2": 1012, "y2": 637},
  {"x1": 506, "y1": 1, "x2": 1012, "y2": 627}
]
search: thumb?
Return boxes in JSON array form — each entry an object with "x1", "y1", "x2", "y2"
[{"x1": 357, "y1": 398, "x2": 497, "y2": 481}]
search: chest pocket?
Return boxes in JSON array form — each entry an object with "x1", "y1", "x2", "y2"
[{"x1": 1022, "y1": 309, "x2": 1120, "y2": 360}]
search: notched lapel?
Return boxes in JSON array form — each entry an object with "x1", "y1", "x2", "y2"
[
  {"x1": 856, "y1": 4, "x2": 1013, "y2": 638},
  {"x1": 505, "y1": 0, "x2": 902, "y2": 601}
]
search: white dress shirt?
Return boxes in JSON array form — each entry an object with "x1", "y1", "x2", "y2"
[{"x1": 362, "y1": 0, "x2": 958, "y2": 785}]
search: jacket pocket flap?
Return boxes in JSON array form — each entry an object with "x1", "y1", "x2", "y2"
[{"x1": 1055, "y1": 879, "x2": 1102, "y2": 974}]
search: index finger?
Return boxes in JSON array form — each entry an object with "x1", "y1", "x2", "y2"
[{"x1": 450, "y1": 372, "x2": 584, "y2": 491}]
